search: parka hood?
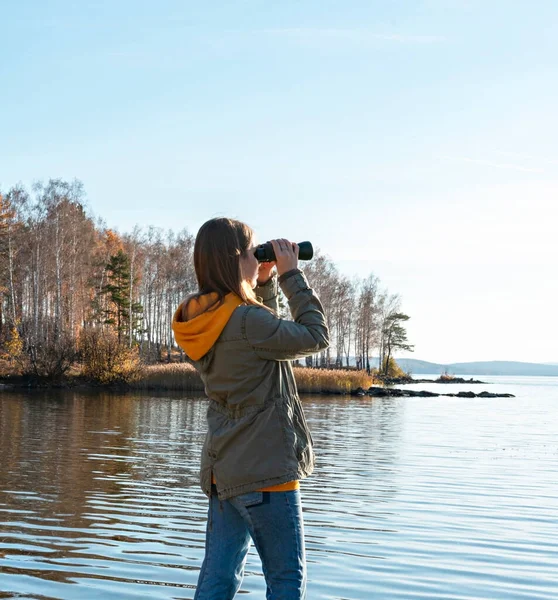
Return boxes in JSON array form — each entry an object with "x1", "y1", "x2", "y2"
[{"x1": 172, "y1": 292, "x2": 244, "y2": 361}]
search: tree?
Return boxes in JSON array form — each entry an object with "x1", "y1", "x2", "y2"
[
  {"x1": 102, "y1": 250, "x2": 143, "y2": 344},
  {"x1": 382, "y1": 312, "x2": 414, "y2": 375},
  {"x1": 0, "y1": 190, "x2": 25, "y2": 337},
  {"x1": 302, "y1": 250, "x2": 339, "y2": 367},
  {"x1": 354, "y1": 275, "x2": 380, "y2": 374},
  {"x1": 331, "y1": 276, "x2": 356, "y2": 368},
  {"x1": 377, "y1": 293, "x2": 400, "y2": 370},
  {"x1": 123, "y1": 226, "x2": 145, "y2": 349},
  {"x1": 89, "y1": 227, "x2": 124, "y2": 327},
  {"x1": 37, "y1": 178, "x2": 89, "y2": 340},
  {"x1": 0, "y1": 193, "x2": 16, "y2": 336}
]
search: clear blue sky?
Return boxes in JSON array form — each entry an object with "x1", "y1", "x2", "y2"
[{"x1": 2, "y1": 1, "x2": 557, "y2": 364}]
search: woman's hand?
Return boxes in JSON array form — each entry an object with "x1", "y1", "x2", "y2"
[
  {"x1": 270, "y1": 239, "x2": 299, "y2": 277},
  {"x1": 257, "y1": 260, "x2": 276, "y2": 285}
]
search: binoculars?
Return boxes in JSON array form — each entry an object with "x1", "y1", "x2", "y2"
[{"x1": 254, "y1": 241, "x2": 314, "y2": 263}]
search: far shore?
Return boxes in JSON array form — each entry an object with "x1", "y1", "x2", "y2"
[{"x1": 378, "y1": 375, "x2": 487, "y2": 385}]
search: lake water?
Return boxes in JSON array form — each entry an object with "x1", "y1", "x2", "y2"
[{"x1": 0, "y1": 376, "x2": 557, "y2": 599}]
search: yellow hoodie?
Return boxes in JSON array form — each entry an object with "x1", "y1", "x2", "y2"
[
  {"x1": 171, "y1": 290, "x2": 299, "y2": 493},
  {"x1": 172, "y1": 292, "x2": 243, "y2": 361}
]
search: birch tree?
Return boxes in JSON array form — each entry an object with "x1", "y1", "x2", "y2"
[
  {"x1": 302, "y1": 251, "x2": 338, "y2": 366},
  {"x1": 0, "y1": 193, "x2": 18, "y2": 335},
  {"x1": 353, "y1": 275, "x2": 380, "y2": 373}
]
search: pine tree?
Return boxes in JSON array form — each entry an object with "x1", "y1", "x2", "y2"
[
  {"x1": 382, "y1": 312, "x2": 414, "y2": 375},
  {"x1": 102, "y1": 250, "x2": 143, "y2": 345}
]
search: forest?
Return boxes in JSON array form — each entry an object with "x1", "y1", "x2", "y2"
[{"x1": 0, "y1": 179, "x2": 412, "y2": 382}]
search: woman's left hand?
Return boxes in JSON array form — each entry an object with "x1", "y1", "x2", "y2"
[{"x1": 257, "y1": 260, "x2": 276, "y2": 285}]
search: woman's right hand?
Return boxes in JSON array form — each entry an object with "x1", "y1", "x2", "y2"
[{"x1": 270, "y1": 239, "x2": 299, "y2": 276}]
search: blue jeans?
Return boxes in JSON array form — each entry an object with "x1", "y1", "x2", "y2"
[{"x1": 194, "y1": 486, "x2": 307, "y2": 600}]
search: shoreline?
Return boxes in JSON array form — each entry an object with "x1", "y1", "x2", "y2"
[
  {"x1": 0, "y1": 364, "x2": 372, "y2": 395},
  {"x1": 1, "y1": 369, "x2": 505, "y2": 397},
  {"x1": 0, "y1": 380, "x2": 364, "y2": 396},
  {"x1": 361, "y1": 386, "x2": 514, "y2": 399}
]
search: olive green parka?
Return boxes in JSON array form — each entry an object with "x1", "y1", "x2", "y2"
[{"x1": 172, "y1": 268, "x2": 329, "y2": 500}]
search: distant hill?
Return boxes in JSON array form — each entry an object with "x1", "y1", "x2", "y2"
[{"x1": 395, "y1": 359, "x2": 558, "y2": 377}]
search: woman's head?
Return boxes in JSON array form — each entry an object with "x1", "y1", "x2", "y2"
[{"x1": 193, "y1": 217, "x2": 260, "y2": 305}]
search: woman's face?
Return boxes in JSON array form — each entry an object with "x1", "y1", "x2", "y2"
[{"x1": 239, "y1": 240, "x2": 260, "y2": 289}]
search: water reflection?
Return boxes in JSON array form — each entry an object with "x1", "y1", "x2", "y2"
[
  {"x1": 1, "y1": 387, "x2": 557, "y2": 599},
  {"x1": 0, "y1": 392, "x2": 209, "y2": 598}
]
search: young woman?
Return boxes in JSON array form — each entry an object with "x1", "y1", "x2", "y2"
[{"x1": 172, "y1": 217, "x2": 329, "y2": 600}]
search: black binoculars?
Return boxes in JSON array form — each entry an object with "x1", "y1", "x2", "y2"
[{"x1": 254, "y1": 241, "x2": 314, "y2": 263}]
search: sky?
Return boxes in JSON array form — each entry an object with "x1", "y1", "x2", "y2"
[{"x1": 1, "y1": 1, "x2": 557, "y2": 364}]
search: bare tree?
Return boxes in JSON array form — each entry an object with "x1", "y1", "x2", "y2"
[
  {"x1": 332, "y1": 275, "x2": 356, "y2": 367},
  {"x1": 353, "y1": 275, "x2": 380, "y2": 373},
  {"x1": 302, "y1": 250, "x2": 339, "y2": 367},
  {"x1": 0, "y1": 191, "x2": 22, "y2": 334}
]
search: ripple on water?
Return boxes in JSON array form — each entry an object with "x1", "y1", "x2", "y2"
[{"x1": 1, "y1": 387, "x2": 558, "y2": 599}]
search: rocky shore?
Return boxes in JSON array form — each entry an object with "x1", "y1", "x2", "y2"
[{"x1": 353, "y1": 386, "x2": 514, "y2": 398}]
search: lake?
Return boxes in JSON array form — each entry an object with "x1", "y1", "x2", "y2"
[{"x1": 1, "y1": 376, "x2": 557, "y2": 599}]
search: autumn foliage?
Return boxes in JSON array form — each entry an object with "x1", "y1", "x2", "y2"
[
  {"x1": 0, "y1": 179, "x2": 412, "y2": 387},
  {"x1": 78, "y1": 328, "x2": 142, "y2": 384}
]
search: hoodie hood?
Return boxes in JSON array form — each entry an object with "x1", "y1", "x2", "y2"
[{"x1": 172, "y1": 292, "x2": 244, "y2": 361}]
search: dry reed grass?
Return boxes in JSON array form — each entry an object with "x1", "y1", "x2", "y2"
[
  {"x1": 131, "y1": 364, "x2": 374, "y2": 394},
  {"x1": 439, "y1": 371, "x2": 455, "y2": 382},
  {"x1": 293, "y1": 367, "x2": 374, "y2": 394},
  {"x1": 131, "y1": 362, "x2": 204, "y2": 391}
]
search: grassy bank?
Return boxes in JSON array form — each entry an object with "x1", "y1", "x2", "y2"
[
  {"x1": 129, "y1": 363, "x2": 204, "y2": 392},
  {"x1": 1, "y1": 361, "x2": 375, "y2": 395},
  {"x1": 130, "y1": 363, "x2": 375, "y2": 394},
  {"x1": 292, "y1": 367, "x2": 374, "y2": 394}
]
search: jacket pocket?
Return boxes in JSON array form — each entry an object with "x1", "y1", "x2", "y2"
[
  {"x1": 293, "y1": 401, "x2": 313, "y2": 453},
  {"x1": 292, "y1": 414, "x2": 309, "y2": 460}
]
